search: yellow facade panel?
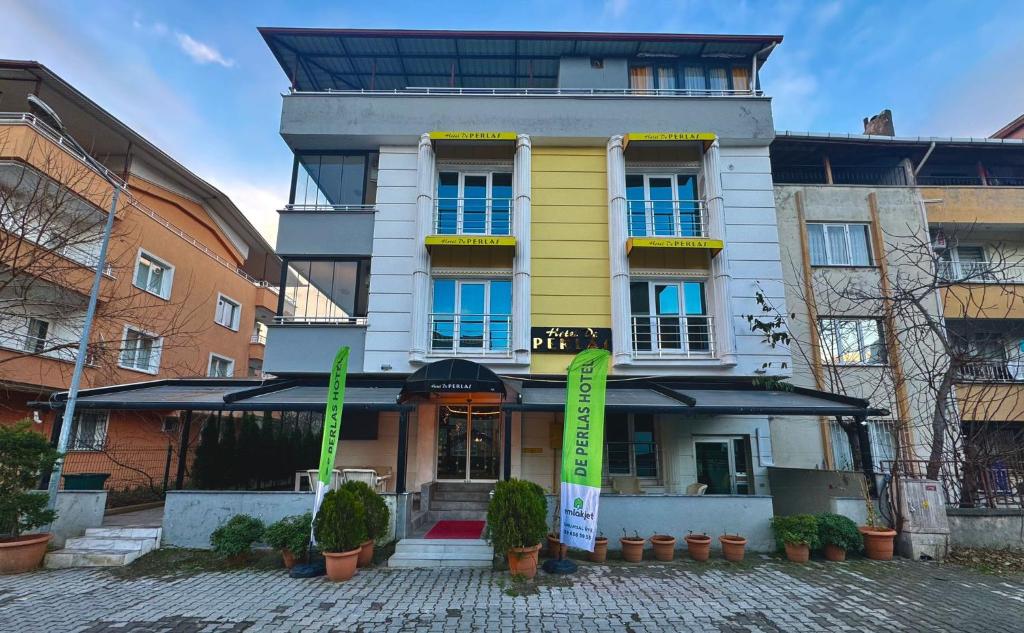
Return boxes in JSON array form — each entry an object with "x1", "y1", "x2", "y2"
[
  {"x1": 533, "y1": 276, "x2": 610, "y2": 297},
  {"x1": 533, "y1": 295, "x2": 610, "y2": 316},
  {"x1": 532, "y1": 240, "x2": 609, "y2": 259},
  {"x1": 533, "y1": 171, "x2": 607, "y2": 190},
  {"x1": 531, "y1": 188, "x2": 608, "y2": 208},
  {"x1": 923, "y1": 187, "x2": 1024, "y2": 225},
  {"x1": 532, "y1": 258, "x2": 609, "y2": 278}
]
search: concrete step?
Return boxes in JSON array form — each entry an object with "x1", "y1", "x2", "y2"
[
  {"x1": 45, "y1": 548, "x2": 145, "y2": 568},
  {"x1": 63, "y1": 536, "x2": 157, "y2": 553},
  {"x1": 387, "y1": 555, "x2": 493, "y2": 569},
  {"x1": 85, "y1": 527, "x2": 162, "y2": 540},
  {"x1": 429, "y1": 499, "x2": 489, "y2": 511},
  {"x1": 396, "y1": 539, "x2": 493, "y2": 557},
  {"x1": 433, "y1": 483, "x2": 494, "y2": 493},
  {"x1": 431, "y1": 490, "x2": 492, "y2": 502},
  {"x1": 426, "y1": 510, "x2": 488, "y2": 522}
]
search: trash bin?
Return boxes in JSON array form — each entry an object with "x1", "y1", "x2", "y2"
[{"x1": 61, "y1": 473, "x2": 110, "y2": 490}]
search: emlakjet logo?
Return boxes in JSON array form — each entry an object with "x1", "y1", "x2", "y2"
[{"x1": 573, "y1": 497, "x2": 584, "y2": 510}]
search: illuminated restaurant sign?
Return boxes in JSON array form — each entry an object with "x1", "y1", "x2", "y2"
[
  {"x1": 531, "y1": 327, "x2": 613, "y2": 354},
  {"x1": 429, "y1": 131, "x2": 517, "y2": 141}
]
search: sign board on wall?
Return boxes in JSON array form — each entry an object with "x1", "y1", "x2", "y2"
[
  {"x1": 429, "y1": 131, "x2": 517, "y2": 141},
  {"x1": 531, "y1": 327, "x2": 612, "y2": 354}
]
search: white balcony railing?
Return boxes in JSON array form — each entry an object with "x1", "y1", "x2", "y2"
[
  {"x1": 938, "y1": 260, "x2": 1024, "y2": 284},
  {"x1": 627, "y1": 200, "x2": 708, "y2": 238},
  {"x1": 631, "y1": 315, "x2": 715, "y2": 358},
  {"x1": 0, "y1": 326, "x2": 82, "y2": 363},
  {"x1": 433, "y1": 198, "x2": 513, "y2": 236},
  {"x1": 956, "y1": 360, "x2": 1024, "y2": 383},
  {"x1": 250, "y1": 332, "x2": 267, "y2": 345},
  {"x1": 429, "y1": 313, "x2": 512, "y2": 357}
]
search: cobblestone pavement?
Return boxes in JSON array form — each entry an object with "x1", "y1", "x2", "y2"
[{"x1": 2, "y1": 557, "x2": 1024, "y2": 632}]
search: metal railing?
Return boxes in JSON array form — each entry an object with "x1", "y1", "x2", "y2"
[
  {"x1": 917, "y1": 175, "x2": 984, "y2": 186},
  {"x1": 605, "y1": 441, "x2": 660, "y2": 479},
  {"x1": 631, "y1": 315, "x2": 715, "y2": 357},
  {"x1": 295, "y1": 86, "x2": 764, "y2": 98},
  {"x1": 955, "y1": 360, "x2": 1024, "y2": 383},
  {"x1": 250, "y1": 332, "x2": 267, "y2": 345},
  {"x1": 0, "y1": 325, "x2": 82, "y2": 363},
  {"x1": 831, "y1": 165, "x2": 908, "y2": 186},
  {"x1": 888, "y1": 459, "x2": 1024, "y2": 509},
  {"x1": 937, "y1": 260, "x2": 1024, "y2": 283},
  {"x1": 429, "y1": 313, "x2": 512, "y2": 356},
  {"x1": 988, "y1": 176, "x2": 1024, "y2": 186},
  {"x1": 433, "y1": 198, "x2": 513, "y2": 235},
  {"x1": 281, "y1": 203, "x2": 376, "y2": 213},
  {"x1": 772, "y1": 165, "x2": 827, "y2": 185},
  {"x1": 273, "y1": 315, "x2": 367, "y2": 326},
  {"x1": 626, "y1": 200, "x2": 707, "y2": 238}
]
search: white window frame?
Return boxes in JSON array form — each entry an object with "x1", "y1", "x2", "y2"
[
  {"x1": 625, "y1": 172, "x2": 702, "y2": 238},
  {"x1": 807, "y1": 222, "x2": 872, "y2": 267},
  {"x1": 207, "y1": 353, "x2": 235, "y2": 378},
  {"x1": 429, "y1": 277, "x2": 513, "y2": 355},
  {"x1": 629, "y1": 278, "x2": 711, "y2": 356},
  {"x1": 693, "y1": 435, "x2": 753, "y2": 495},
  {"x1": 214, "y1": 293, "x2": 242, "y2": 331},
  {"x1": 941, "y1": 244, "x2": 994, "y2": 281},
  {"x1": 69, "y1": 410, "x2": 109, "y2": 451},
  {"x1": 819, "y1": 317, "x2": 887, "y2": 366},
  {"x1": 118, "y1": 325, "x2": 163, "y2": 375},
  {"x1": 604, "y1": 414, "x2": 660, "y2": 480},
  {"x1": 133, "y1": 249, "x2": 175, "y2": 300},
  {"x1": 24, "y1": 317, "x2": 51, "y2": 354},
  {"x1": 830, "y1": 419, "x2": 897, "y2": 472},
  {"x1": 435, "y1": 170, "x2": 513, "y2": 235}
]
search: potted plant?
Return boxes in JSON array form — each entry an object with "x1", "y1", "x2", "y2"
[
  {"x1": 0, "y1": 423, "x2": 60, "y2": 574},
  {"x1": 859, "y1": 479, "x2": 897, "y2": 561},
  {"x1": 770, "y1": 514, "x2": 819, "y2": 563},
  {"x1": 589, "y1": 533, "x2": 608, "y2": 563},
  {"x1": 817, "y1": 513, "x2": 863, "y2": 562},
  {"x1": 210, "y1": 514, "x2": 265, "y2": 564},
  {"x1": 340, "y1": 480, "x2": 391, "y2": 567},
  {"x1": 263, "y1": 513, "x2": 312, "y2": 569},
  {"x1": 650, "y1": 534, "x2": 676, "y2": 561},
  {"x1": 314, "y1": 488, "x2": 367, "y2": 582},
  {"x1": 485, "y1": 479, "x2": 547, "y2": 579},
  {"x1": 620, "y1": 530, "x2": 645, "y2": 562},
  {"x1": 719, "y1": 533, "x2": 748, "y2": 562},
  {"x1": 684, "y1": 531, "x2": 712, "y2": 562}
]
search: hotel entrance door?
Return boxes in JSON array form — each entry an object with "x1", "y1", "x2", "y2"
[{"x1": 436, "y1": 405, "x2": 501, "y2": 481}]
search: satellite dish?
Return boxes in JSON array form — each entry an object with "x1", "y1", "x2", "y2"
[{"x1": 27, "y1": 94, "x2": 65, "y2": 132}]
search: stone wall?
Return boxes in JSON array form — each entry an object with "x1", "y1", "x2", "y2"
[{"x1": 947, "y1": 508, "x2": 1024, "y2": 550}]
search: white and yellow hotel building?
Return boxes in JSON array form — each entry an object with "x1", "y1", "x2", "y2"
[{"x1": 63, "y1": 30, "x2": 882, "y2": 547}]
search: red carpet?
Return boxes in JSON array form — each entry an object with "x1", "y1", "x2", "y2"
[{"x1": 424, "y1": 520, "x2": 485, "y2": 539}]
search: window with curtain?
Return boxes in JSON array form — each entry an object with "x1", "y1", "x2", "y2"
[
  {"x1": 707, "y1": 67, "x2": 729, "y2": 93},
  {"x1": 683, "y1": 67, "x2": 706, "y2": 92},
  {"x1": 807, "y1": 223, "x2": 871, "y2": 266},
  {"x1": 629, "y1": 66, "x2": 654, "y2": 91},
  {"x1": 134, "y1": 250, "x2": 174, "y2": 299},
  {"x1": 656, "y1": 67, "x2": 676, "y2": 90},
  {"x1": 731, "y1": 67, "x2": 751, "y2": 93},
  {"x1": 819, "y1": 317, "x2": 886, "y2": 365}
]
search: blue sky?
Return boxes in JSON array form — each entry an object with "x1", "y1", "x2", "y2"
[{"x1": 1, "y1": 0, "x2": 1022, "y2": 241}]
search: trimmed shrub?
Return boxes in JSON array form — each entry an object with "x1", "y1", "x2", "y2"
[
  {"x1": 770, "y1": 514, "x2": 820, "y2": 550},
  {"x1": 0, "y1": 422, "x2": 60, "y2": 537},
  {"x1": 314, "y1": 488, "x2": 366, "y2": 553},
  {"x1": 210, "y1": 514, "x2": 264, "y2": 558},
  {"x1": 191, "y1": 415, "x2": 220, "y2": 489},
  {"x1": 218, "y1": 417, "x2": 238, "y2": 487},
  {"x1": 817, "y1": 512, "x2": 863, "y2": 552},
  {"x1": 485, "y1": 478, "x2": 548, "y2": 554},
  {"x1": 264, "y1": 513, "x2": 312, "y2": 555},
  {"x1": 340, "y1": 480, "x2": 390, "y2": 542}
]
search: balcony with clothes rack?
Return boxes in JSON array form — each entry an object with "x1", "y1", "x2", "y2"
[{"x1": 428, "y1": 313, "x2": 513, "y2": 359}]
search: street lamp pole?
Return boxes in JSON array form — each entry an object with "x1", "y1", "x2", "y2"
[{"x1": 28, "y1": 95, "x2": 124, "y2": 510}]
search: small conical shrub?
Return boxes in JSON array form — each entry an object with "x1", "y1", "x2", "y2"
[
  {"x1": 314, "y1": 488, "x2": 366, "y2": 553},
  {"x1": 340, "y1": 480, "x2": 391, "y2": 542}
]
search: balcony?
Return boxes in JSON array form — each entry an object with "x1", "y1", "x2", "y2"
[
  {"x1": 631, "y1": 315, "x2": 715, "y2": 359},
  {"x1": 428, "y1": 313, "x2": 512, "y2": 358},
  {"x1": 263, "y1": 318, "x2": 367, "y2": 375},
  {"x1": 425, "y1": 198, "x2": 516, "y2": 257},
  {"x1": 924, "y1": 186, "x2": 1024, "y2": 226},
  {"x1": 624, "y1": 200, "x2": 721, "y2": 267},
  {"x1": 938, "y1": 260, "x2": 1024, "y2": 284},
  {"x1": 956, "y1": 360, "x2": 1023, "y2": 383},
  {"x1": 275, "y1": 204, "x2": 375, "y2": 257}
]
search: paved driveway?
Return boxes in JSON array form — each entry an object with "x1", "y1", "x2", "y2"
[{"x1": 2, "y1": 556, "x2": 1023, "y2": 632}]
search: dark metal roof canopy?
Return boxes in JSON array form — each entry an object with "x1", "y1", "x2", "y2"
[
  {"x1": 259, "y1": 28, "x2": 783, "y2": 92},
  {"x1": 399, "y1": 358, "x2": 507, "y2": 400}
]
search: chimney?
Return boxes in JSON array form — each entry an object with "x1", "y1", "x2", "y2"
[{"x1": 863, "y1": 109, "x2": 895, "y2": 136}]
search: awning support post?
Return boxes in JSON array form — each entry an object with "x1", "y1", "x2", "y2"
[
  {"x1": 503, "y1": 409, "x2": 513, "y2": 480},
  {"x1": 175, "y1": 410, "x2": 193, "y2": 490},
  {"x1": 855, "y1": 414, "x2": 877, "y2": 496},
  {"x1": 396, "y1": 409, "x2": 409, "y2": 495}
]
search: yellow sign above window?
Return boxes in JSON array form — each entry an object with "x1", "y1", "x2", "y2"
[
  {"x1": 623, "y1": 132, "x2": 717, "y2": 150},
  {"x1": 425, "y1": 235, "x2": 517, "y2": 247},
  {"x1": 626, "y1": 236, "x2": 724, "y2": 254},
  {"x1": 429, "y1": 131, "x2": 517, "y2": 141}
]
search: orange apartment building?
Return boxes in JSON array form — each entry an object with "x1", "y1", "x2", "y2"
[{"x1": 0, "y1": 61, "x2": 278, "y2": 495}]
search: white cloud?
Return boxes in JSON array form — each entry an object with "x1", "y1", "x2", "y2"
[
  {"x1": 175, "y1": 32, "x2": 234, "y2": 68},
  {"x1": 207, "y1": 175, "x2": 286, "y2": 244}
]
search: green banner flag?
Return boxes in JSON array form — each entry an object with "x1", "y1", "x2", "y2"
[
  {"x1": 311, "y1": 346, "x2": 349, "y2": 538},
  {"x1": 558, "y1": 348, "x2": 610, "y2": 551}
]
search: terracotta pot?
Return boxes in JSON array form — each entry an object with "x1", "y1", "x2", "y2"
[
  {"x1": 0, "y1": 533, "x2": 51, "y2": 574},
  {"x1": 323, "y1": 548, "x2": 360, "y2": 582},
  {"x1": 620, "y1": 537, "x2": 645, "y2": 562},
  {"x1": 685, "y1": 534, "x2": 712, "y2": 562},
  {"x1": 589, "y1": 537, "x2": 608, "y2": 563},
  {"x1": 784, "y1": 542, "x2": 810, "y2": 563},
  {"x1": 823, "y1": 544, "x2": 847, "y2": 562},
  {"x1": 508, "y1": 544, "x2": 542, "y2": 579},
  {"x1": 546, "y1": 533, "x2": 560, "y2": 558},
  {"x1": 860, "y1": 526, "x2": 897, "y2": 561},
  {"x1": 650, "y1": 535, "x2": 676, "y2": 561},
  {"x1": 281, "y1": 548, "x2": 296, "y2": 569},
  {"x1": 357, "y1": 540, "x2": 374, "y2": 567},
  {"x1": 719, "y1": 535, "x2": 747, "y2": 562}
]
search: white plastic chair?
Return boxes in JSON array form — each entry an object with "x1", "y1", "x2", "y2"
[{"x1": 686, "y1": 483, "x2": 708, "y2": 496}]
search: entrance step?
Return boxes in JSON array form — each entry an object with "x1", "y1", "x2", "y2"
[
  {"x1": 45, "y1": 527, "x2": 161, "y2": 569},
  {"x1": 430, "y1": 499, "x2": 490, "y2": 511},
  {"x1": 432, "y1": 490, "x2": 492, "y2": 502},
  {"x1": 426, "y1": 509, "x2": 488, "y2": 523},
  {"x1": 388, "y1": 538, "x2": 494, "y2": 569}
]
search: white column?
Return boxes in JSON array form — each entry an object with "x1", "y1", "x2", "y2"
[
  {"x1": 512, "y1": 134, "x2": 532, "y2": 365},
  {"x1": 607, "y1": 135, "x2": 632, "y2": 367},
  {"x1": 410, "y1": 133, "x2": 435, "y2": 363},
  {"x1": 703, "y1": 139, "x2": 738, "y2": 365}
]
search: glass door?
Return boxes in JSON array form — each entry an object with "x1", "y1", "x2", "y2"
[
  {"x1": 694, "y1": 437, "x2": 752, "y2": 494},
  {"x1": 436, "y1": 405, "x2": 501, "y2": 482}
]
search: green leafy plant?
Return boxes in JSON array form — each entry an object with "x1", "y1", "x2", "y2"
[
  {"x1": 263, "y1": 513, "x2": 312, "y2": 555},
  {"x1": 314, "y1": 488, "x2": 367, "y2": 553},
  {"x1": 340, "y1": 480, "x2": 390, "y2": 542},
  {"x1": 770, "y1": 514, "x2": 820, "y2": 550},
  {"x1": 210, "y1": 514, "x2": 264, "y2": 558},
  {"x1": 485, "y1": 479, "x2": 547, "y2": 554},
  {"x1": 0, "y1": 422, "x2": 60, "y2": 537},
  {"x1": 817, "y1": 513, "x2": 863, "y2": 552}
]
